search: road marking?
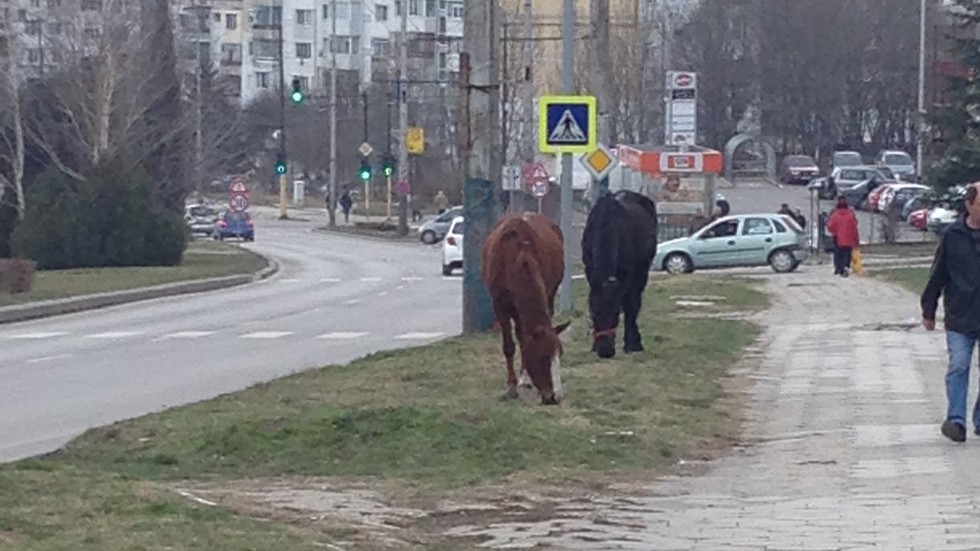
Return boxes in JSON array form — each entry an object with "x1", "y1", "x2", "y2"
[
  {"x1": 442, "y1": 276, "x2": 460, "y2": 282},
  {"x1": 281, "y1": 278, "x2": 300, "y2": 283},
  {"x1": 3, "y1": 331, "x2": 69, "y2": 340},
  {"x1": 345, "y1": 299, "x2": 360, "y2": 305},
  {"x1": 316, "y1": 332, "x2": 370, "y2": 340},
  {"x1": 154, "y1": 331, "x2": 217, "y2": 341},
  {"x1": 86, "y1": 331, "x2": 144, "y2": 339},
  {"x1": 320, "y1": 277, "x2": 342, "y2": 283},
  {"x1": 378, "y1": 291, "x2": 389, "y2": 297},
  {"x1": 361, "y1": 277, "x2": 382, "y2": 282},
  {"x1": 25, "y1": 353, "x2": 73, "y2": 364},
  {"x1": 396, "y1": 285, "x2": 405, "y2": 290},
  {"x1": 240, "y1": 331, "x2": 293, "y2": 339},
  {"x1": 393, "y1": 332, "x2": 446, "y2": 340},
  {"x1": 401, "y1": 276, "x2": 424, "y2": 282},
  {"x1": 571, "y1": 274, "x2": 586, "y2": 280}
]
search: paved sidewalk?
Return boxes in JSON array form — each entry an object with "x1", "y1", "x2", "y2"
[{"x1": 447, "y1": 267, "x2": 980, "y2": 550}]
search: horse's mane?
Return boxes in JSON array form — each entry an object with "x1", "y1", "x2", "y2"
[
  {"x1": 586, "y1": 194, "x2": 625, "y2": 281},
  {"x1": 500, "y1": 225, "x2": 551, "y2": 326}
]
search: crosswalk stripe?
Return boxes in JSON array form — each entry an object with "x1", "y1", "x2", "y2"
[
  {"x1": 361, "y1": 277, "x2": 382, "y2": 282},
  {"x1": 240, "y1": 331, "x2": 293, "y2": 339},
  {"x1": 316, "y1": 332, "x2": 370, "y2": 340},
  {"x1": 86, "y1": 331, "x2": 143, "y2": 339},
  {"x1": 155, "y1": 331, "x2": 217, "y2": 341},
  {"x1": 393, "y1": 332, "x2": 446, "y2": 340},
  {"x1": 320, "y1": 277, "x2": 342, "y2": 283},
  {"x1": 3, "y1": 331, "x2": 69, "y2": 340}
]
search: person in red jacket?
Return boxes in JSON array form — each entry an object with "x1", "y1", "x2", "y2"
[{"x1": 826, "y1": 196, "x2": 860, "y2": 277}]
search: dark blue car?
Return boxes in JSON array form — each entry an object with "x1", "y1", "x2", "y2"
[{"x1": 216, "y1": 211, "x2": 254, "y2": 241}]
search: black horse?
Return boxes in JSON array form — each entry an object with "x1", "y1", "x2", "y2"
[{"x1": 581, "y1": 190, "x2": 659, "y2": 359}]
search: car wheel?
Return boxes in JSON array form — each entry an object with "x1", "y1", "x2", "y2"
[
  {"x1": 769, "y1": 249, "x2": 797, "y2": 273},
  {"x1": 421, "y1": 230, "x2": 437, "y2": 245},
  {"x1": 442, "y1": 264, "x2": 453, "y2": 276},
  {"x1": 664, "y1": 253, "x2": 693, "y2": 275}
]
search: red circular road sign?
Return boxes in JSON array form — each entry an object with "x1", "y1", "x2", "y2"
[
  {"x1": 522, "y1": 162, "x2": 550, "y2": 196},
  {"x1": 229, "y1": 193, "x2": 250, "y2": 212},
  {"x1": 395, "y1": 179, "x2": 411, "y2": 196},
  {"x1": 675, "y1": 73, "x2": 693, "y2": 87},
  {"x1": 531, "y1": 180, "x2": 549, "y2": 198}
]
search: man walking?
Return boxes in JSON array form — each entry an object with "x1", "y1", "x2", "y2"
[
  {"x1": 826, "y1": 197, "x2": 860, "y2": 276},
  {"x1": 922, "y1": 183, "x2": 980, "y2": 443}
]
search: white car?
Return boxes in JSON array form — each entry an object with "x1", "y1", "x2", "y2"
[{"x1": 441, "y1": 216, "x2": 464, "y2": 275}]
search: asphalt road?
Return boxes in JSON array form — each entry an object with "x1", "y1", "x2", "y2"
[{"x1": 0, "y1": 209, "x2": 461, "y2": 462}]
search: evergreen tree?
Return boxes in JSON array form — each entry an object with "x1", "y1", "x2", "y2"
[{"x1": 926, "y1": 0, "x2": 980, "y2": 191}]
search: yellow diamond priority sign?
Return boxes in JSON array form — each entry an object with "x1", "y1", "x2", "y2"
[{"x1": 580, "y1": 143, "x2": 616, "y2": 181}]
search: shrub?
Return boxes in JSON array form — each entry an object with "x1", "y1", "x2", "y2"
[
  {"x1": 11, "y1": 164, "x2": 187, "y2": 269},
  {"x1": 0, "y1": 187, "x2": 17, "y2": 258},
  {"x1": 0, "y1": 258, "x2": 37, "y2": 294}
]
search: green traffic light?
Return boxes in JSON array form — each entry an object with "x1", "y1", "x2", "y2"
[
  {"x1": 359, "y1": 169, "x2": 370, "y2": 181},
  {"x1": 291, "y1": 90, "x2": 304, "y2": 103},
  {"x1": 275, "y1": 162, "x2": 287, "y2": 175}
]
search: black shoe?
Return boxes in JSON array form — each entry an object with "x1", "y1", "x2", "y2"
[{"x1": 942, "y1": 420, "x2": 966, "y2": 443}]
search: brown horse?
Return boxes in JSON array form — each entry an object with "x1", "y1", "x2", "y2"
[{"x1": 482, "y1": 213, "x2": 571, "y2": 405}]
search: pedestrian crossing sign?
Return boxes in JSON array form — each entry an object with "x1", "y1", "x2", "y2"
[{"x1": 539, "y1": 95, "x2": 597, "y2": 154}]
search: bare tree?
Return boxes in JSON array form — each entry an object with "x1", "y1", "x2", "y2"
[{"x1": 0, "y1": 32, "x2": 26, "y2": 218}]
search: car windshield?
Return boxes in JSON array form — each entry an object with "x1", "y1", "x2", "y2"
[
  {"x1": 884, "y1": 153, "x2": 912, "y2": 165},
  {"x1": 876, "y1": 167, "x2": 895, "y2": 179},
  {"x1": 786, "y1": 156, "x2": 814, "y2": 167},
  {"x1": 833, "y1": 153, "x2": 861, "y2": 166},
  {"x1": 189, "y1": 206, "x2": 214, "y2": 217}
]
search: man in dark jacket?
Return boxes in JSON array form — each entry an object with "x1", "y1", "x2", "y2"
[{"x1": 922, "y1": 183, "x2": 980, "y2": 443}]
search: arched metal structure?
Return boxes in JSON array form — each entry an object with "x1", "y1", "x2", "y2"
[{"x1": 724, "y1": 133, "x2": 777, "y2": 182}]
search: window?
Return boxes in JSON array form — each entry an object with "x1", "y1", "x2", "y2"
[
  {"x1": 450, "y1": 220, "x2": 464, "y2": 235},
  {"x1": 46, "y1": 0, "x2": 62, "y2": 8},
  {"x1": 250, "y1": 39, "x2": 279, "y2": 58},
  {"x1": 409, "y1": 0, "x2": 419, "y2": 15},
  {"x1": 226, "y1": 13, "x2": 238, "y2": 30},
  {"x1": 25, "y1": 20, "x2": 40, "y2": 35},
  {"x1": 253, "y1": 5, "x2": 282, "y2": 26},
  {"x1": 372, "y1": 38, "x2": 389, "y2": 57},
  {"x1": 375, "y1": 4, "x2": 387, "y2": 20},
  {"x1": 17, "y1": 9, "x2": 26, "y2": 21},
  {"x1": 295, "y1": 41, "x2": 312, "y2": 58},
  {"x1": 220, "y1": 43, "x2": 242, "y2": 65},
  {"x1": 294, "y1": 75, "x2": 310, "y2": 90},
  {"x1": 213, "y1": 12, "x2": 221, "y2": 22},
  {"x1": 296, "y1": 9, "x2": 313, "y2": 24},
  {"x1": 81, "y1": 0, "x2": 100, "y2": 9},
  {"x1": 701, "y1": 220, "x2": 739, "y2": 239},
  {"x1": 425, "y1": 0, "x2": 435, "y2": 15},
  {"x1": 30, "y1": 0, "x2": 39, "y2": 7},
  {"x1": 395, "y1": 0, "x2": 401, "y2": 15},
  {"x1": 741, "y1": 218, "x2": 773, "y2": 235},
  {"x1": 27, "y1": 48, "x2": 41, "y2": 63},
  {"x1": 329, "y1": 36, "x2": 356, "y2": 54},
  {"x1": 439, "y1": 52, "x2": 446, "y2": 69},
  {"x1": 772, "y1": 220, "x2": 787, "y2": 233},
  {"x1": 46, "y1": 21, "x2": 62, "y2": 34},
  {"x1": 449, "y1": 1, "x2": 463, "y2": 18},
  {"x1": 256, "y1": 71, "x2": 270, "y2": 89}
]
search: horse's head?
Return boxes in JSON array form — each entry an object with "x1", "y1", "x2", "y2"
[
  {"x1": 522, "y1": 320, "x2": 572, "y2": 405},
  {"x1": 588, "y1": 275, "x2": 621, "y2": 359}
]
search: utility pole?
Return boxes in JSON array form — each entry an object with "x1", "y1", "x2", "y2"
[
  {"x1": 589, "y1": 0, "x2": 611, "y2": 201},
  {"x1": 328, "y1": 0, "x2": 338, "y2": 227},
  {"x1": 277, "y1": 0, "x2": 289, "y2": 220},
  {"x1": 557, "y1": 0, "x2": 574, "y2": 313},
  {"x1": 396, "y1": 0, "x2": 410, "y2": 235},
  {"x1": 521, "y1": 0, "x2": 534, "y2": 210},
  {"x1": 461, "y1": 0, "x2": 501, "y2": 333},
  {"x1": 916, "y1": 0, "x2": 927, "y2": 176}
]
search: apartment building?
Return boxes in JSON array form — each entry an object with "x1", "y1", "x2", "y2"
[{"x1": 177, "y1": 0, "x2": 464, "y2": 105}]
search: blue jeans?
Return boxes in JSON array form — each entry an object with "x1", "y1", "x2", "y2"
[{"x1": 945, "y1": 330, "x2": 980, "y2": 429}]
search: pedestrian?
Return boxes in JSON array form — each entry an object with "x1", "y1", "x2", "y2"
[
  {"x1": 434, "y1": 190, "x2": 448, "y2": 214},
  {"x1": 921, "y1": 183, "x2": 980, "y2": 443},
  {"x1": 826, "y1": 196, "x2": 860, "y2": 277},
  {"x1": 324, "y1": 191, "x2": 332, "y2": 217},
  {"x1": 339, "y1": 189, "x2": 353, "y2": 224}
]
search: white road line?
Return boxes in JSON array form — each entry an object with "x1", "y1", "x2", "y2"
[
  {"x1": 401, "y1": 276, "x2": 424, "y2": 282},
  {"x1": 281, "y1": 278, "x2": 300, "y2": 283},
  {"x1": 316, "y1": 332, "x2": 370, "y2": 340},
  {"x1": 361, "y1": 277, "x2": 382, "y2": 282},
  {"x1": 3, "y1": 331, "x2": 69, "y2": 340},
  {"x1": 378, "y1": 291, "x2": 389, "y2": 296},
  {"x1": 320, "y1": 277, "x2": 342, "y2": 283},
  {"x1": 442, "y1": 276, "x2": 459, "y2": 282},
  {"x1": 86, "y1": 331, "x2": 144, "y2": 339},
  {"x1": 154, "y1": 331, "x2": 217, "y2": 341},
  {"x1": 25, "y1": 353, "x2": 73, "y2": 364},
  {"x1": 393, "y1": 332, "x2": 447, "y2": 340},
  {"x1": 240, "y1": 331, "x2": 293, "y2": 339},
  {"x1": 345, "y1": 299, "x2": 360, "y2": 305},
  {"x1": 571, "y1": 274, "x2": 586, "y2": 280},
  {"x1": 396, "y1": 285, "x2": 405, "y2": 290}
]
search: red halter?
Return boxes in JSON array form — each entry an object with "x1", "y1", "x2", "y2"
[{"x1": 593, "y1": 327, "x2": 617, "y2": 339}]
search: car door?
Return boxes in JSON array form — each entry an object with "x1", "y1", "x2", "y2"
[
  {"x1": 689, "y1": 218, "x2": 743, "y2": 268},
  {"x1": 736, "y1": 217, "x2": 777, "y2": 265}
]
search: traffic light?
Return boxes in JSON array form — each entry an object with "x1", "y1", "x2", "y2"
[
  {"x1": 358, "y1": 158, "x2": 371, "y2": 182},
  {"x1": 274, "y1": 153, "x2": 287, "y2": 175},
  {"x1": 382, "y1": 155, "x2": 395, "y2": 177},
  {"x1": 290, "y1": 77, "x2": 304, "y2": 104}
]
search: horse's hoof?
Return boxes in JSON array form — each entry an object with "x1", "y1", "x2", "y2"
[{"x1": 501, "y1": 389, "x2": 519, "y2": 401}]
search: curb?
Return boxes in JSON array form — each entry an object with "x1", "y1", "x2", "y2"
[
  {"x1": 0, "y1": 255, "x2": 280, "y2": 325},
  {"x1": 311, "y1": 226, "x2": 419, "y2": 243}
]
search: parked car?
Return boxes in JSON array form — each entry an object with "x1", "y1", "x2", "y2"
[
  {"x1": 875, "y1": 149, "x2": 917, "y2": 181},
  {"x1": 441, "y1": 216, "x2": 464, "y2": 275},
  {"x1": 778, "y1": 154, "x2": 820, "y2": 185},
  {"x1": 653, "y1": 213, "x2": 809, "y2": 275},
  {"x1": 808, "y1": 177, "x2": 837, "y2": 200},
  {"x1": 830, "y1": 165, "x2": 896, "y2": 194},
  {"x1": 418, "y1": 205, "x2": 463, "y2": 245},
  {"x1": 184, "y1": 204, "x2": 218, "y2": 237},
  {"x1": 908, "y1": 208, "x2": 930, "y2": 231},
  {"x1": 902, "y1": 193, "x2": 936, "y2": 221},
  {"x1": 831, "y1": 150, "x2": 863, "y2": 172},
  {"x1": 868, "y1": 183, "x2": 931, "y2": 213},
  {"x1": 215, "y1": 211, "x2": 254, "y2": 241}
]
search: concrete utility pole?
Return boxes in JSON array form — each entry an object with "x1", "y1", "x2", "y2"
[
  {"x1": 461, "y1": 0, "x2": 501, "y2": 333},
  {"x1": 916, "y1": 0, "x2": 927, "y2": 176},
  {"x1": 522, "y1": 0, "x2": 534, "y2": 169},
  {"x1": 557, "y1": 0, "x2": 575, "y2": 313},
  {"x1": 397, "y1": 0, "x2": 410, "y2": 235},
  {"x1": 328, "y1": 0, "x2": 338, "y2": 227},
  {"x1": 278, "y1": 0, "x2": 289, "y2": 220},
  {"x1": 589, "y1": 0, "x2": 612, "y2": 201}
]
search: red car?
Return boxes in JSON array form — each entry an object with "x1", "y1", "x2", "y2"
[{"x1": 908, "y1": 208, "x2": 929, "y2": 231}]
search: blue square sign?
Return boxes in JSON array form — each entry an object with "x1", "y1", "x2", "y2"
[{"x1": 539, "y1": 95, "x2": 597, "y2": 153}]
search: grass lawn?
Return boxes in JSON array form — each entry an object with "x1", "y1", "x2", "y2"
[
  {"x1": 0, "y1": 241, "x2": 268, "y2": 307},
  {"x1": 876, "y1": 266, "x2": 930, "y2": 295},
  {"x1": 0, "y1": 275, "x2": 767, "y2": 550},
  {"x1": 861, "y1": 241, "x2": 938, "y2": 258}
]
